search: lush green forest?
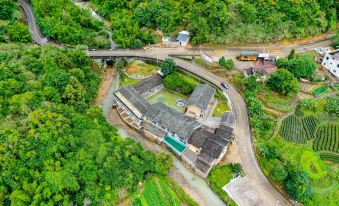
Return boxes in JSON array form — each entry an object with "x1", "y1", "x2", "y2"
[
  {"x1": 0, "y1": 45, "x2": 173, "y2": 205},
  {"x1": 0, "y1": 0, "x2": 31, "y2": 43},
  {"x1": 31, "y1": 0, "x2": 110, "y2": 48},
  {"x1": 90, "y1": 0, "x2": 337, "y2": 47}
]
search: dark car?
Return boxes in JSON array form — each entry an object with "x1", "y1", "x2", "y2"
[{"x1": 221, "y1": 82, "x2": 229, "y2": 89}]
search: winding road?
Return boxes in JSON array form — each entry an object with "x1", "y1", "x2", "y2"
[{"x1": 19, "y1": 1, "x2": 333, "y2": 205}]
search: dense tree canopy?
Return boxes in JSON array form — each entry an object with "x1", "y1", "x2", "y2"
[
  {"x1": 31, "y1": 0, "x2": 110, "y2": 48},
  {"x1": 91, "y1": 0, "x2": 337, "y2": 47},
  {"x1": 285, "y1": 165, "x2": 313, "y2": 202},
  {"x1": 0, "y1": 46, "x2": 173, "y2": 205},
  {"x1": 276, "y1": 56, "x2": 317, "y2": 79},
  {"x1": 267, "y1": 69, "x2": 299, "y2": 95}
]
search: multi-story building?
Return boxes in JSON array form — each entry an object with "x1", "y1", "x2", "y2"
[{"x1": 321, "y1": 50, "x2": 339, "y2": 78}]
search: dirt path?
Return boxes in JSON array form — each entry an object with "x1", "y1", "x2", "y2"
[{"x1": 95, "y1": 67, "x2": 115, "y2": 105}]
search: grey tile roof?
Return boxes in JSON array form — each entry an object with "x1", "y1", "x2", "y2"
[
  {"x1": 145, "y1": 102, "x2": 201, "y2": 140},
  {"x1": 195, "y1": 159, "x2": 211, "y2": 173},
  {"x1": 115, "y1": 85, "x2": 150, "y2": 115},
  {"x1": 240, "y1": 50, "x2": 259, "y2": 56},
  {"x1": 133, "y1": 74, "x2": 163, "y2": 95},
  {"x1": 199, "y1": 138, "x2": 224, "y2": 163},
  {"x1": 219, "y1": 112, "x2": 235, "y2": 128},
  {"x1": 188, "y1": 128, "x2": 211, "y2": 148},
  {"x1": 183, "y1": 149, "x2": 198, "y2": 163},
  {"x1": 142, "y1": 122, "x2": 167, "y2": 138},
  {"x1": 215, "y1": 125, "x2": 234, "y2": 141},
  {"x1": 188, "y1": 84, "x2": 216, "y2": 111}
]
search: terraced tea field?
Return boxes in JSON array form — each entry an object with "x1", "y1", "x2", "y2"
[
  {"x1": 280, "y1": 114, "x2": 307, "y2": 144},
  {"x1": 313, "y1": 124, "x2": 339, "y2": 153}
]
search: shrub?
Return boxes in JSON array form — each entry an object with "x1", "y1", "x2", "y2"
[
  {"x1": 164, "y1": 72, "x2": 198, "y2": 95},
  {"x1": 219, "y1": 56, "x2": 234, "y2": 70},
  {"x1": 160, "y1": 58, "x2": 177, "y2": 76}
]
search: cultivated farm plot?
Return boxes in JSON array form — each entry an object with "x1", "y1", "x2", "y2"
[
  {"x1": 280, "y1": 115, "x2": 307, "y2": 144},
  {"x1": 302, "y1": 116, "x2": 320, "y2": 140},
  {"x1": 318, "y1": 152, "x2": 339, "y2": 163},
  {"x1": 313, "y1": 124, "x2": 339, "y2": 154},
  {"x1": 133, "y1": 177, "x2": 183, "y2": 206}
]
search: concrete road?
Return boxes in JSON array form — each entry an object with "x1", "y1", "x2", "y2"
[{"x1": 19, "y1": 0, "x2": 48, "y2": 45}]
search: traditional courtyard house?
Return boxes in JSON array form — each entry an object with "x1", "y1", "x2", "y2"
[
  {"x1": 177, "y1": 31, "x2": 190, "y2": 46},
  {"x1": 185, "y1": 112, "x2": 235, "y2": 175},
  {"x1": 239, "y1": 50, "x2": 259, "y2": 61},
  {"x1": 113, "y1": 86, "x2": 150, "y2": 128},
  {"x1": 144, "y1": 102, "x2": 201, "y2": 144},
  {"x1": 140, "y1": 122, "x2": 167, "y2": 143},
  {"x1": 186, "y1": 84, "x2": 216, "y2": 119},
  {"x1": 321, "y1": 49, "x2": 339, "y2": 78}
]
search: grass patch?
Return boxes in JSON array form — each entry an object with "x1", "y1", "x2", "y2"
[
  {"x1": 300, "y1": 150, "x2": 327, "y2": 179},
  {"x1": 208, "y1": 164, "x2": 239, "y2": 206},
  {"x1": 258, "y1": 86, "x2": 295, "y2": 112},
  {"x1": 213, "y1": 101, "x2": 229, "y2": 117},
  {"x1": 147, "y1": 90, "x2": 188, "y2": 113},
  {"x1": 133, "y1": 176, "x2": 198, "y2": 206},
  {"x1": 119, "y1": 72, "x2": 141, "y2": 87},
  {"x1": 126, "y1": 60, "x2": 158, "y2": 77}
]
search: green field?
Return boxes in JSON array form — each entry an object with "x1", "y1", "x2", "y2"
[
  {"x1": 208, "y1": 164, "x2": 238, "y2": 206},
  {"x1": 300, "y1": 150, "x2": 327, "y2": 179},
  {"x1": 119, "y1": 72, "x2": 141, "y2": 87},
  {"x1": 133, "y1": 176, "x2": 197, "y2": 206},
  {"x1": 126, "y1": 60, "x2": 158, "y2": 77},
  {"x1": 147, "y1": 90, "x2": 188, "y2": 113},
  {"x1": 258, "y1": 86, "x2": 295, "y2": 112}
]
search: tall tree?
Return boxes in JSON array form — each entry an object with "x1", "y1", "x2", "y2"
[
  {"x1": 160, "y1": 58, "x2": 177, "y2": 76},
  {"x1": 267, "y1": 69, "x2": 299, "y2": 95}
]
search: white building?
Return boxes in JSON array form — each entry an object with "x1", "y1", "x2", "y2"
[
  {"x1": 177, "y1": 31, "x2": 190, "y2": 46},
  {"x1": 321, "y1": 50, "x2": 339, "y2": 78}
]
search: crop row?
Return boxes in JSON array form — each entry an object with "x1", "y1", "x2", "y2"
[
  {"x1": 159, "y1": 178, "x2": 180, "y2": 206},
  {"x1": 302, "y1": 116, "x2": 319, "y2": 140},
  {"x1": 143, "y1": 178, "x2": 167, "y2": 206},
  {"x1": 313, "y1": 124, "x2": 339, "y2": 153},
  {"x1": 319, "y1": 152, "x2": 339, "y2": 163},
  {"x1": 280, "y1": 114, "x2": 307, "y2": 144}
]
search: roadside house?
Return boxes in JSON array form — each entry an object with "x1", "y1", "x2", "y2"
[
  {"x1": 321, "y1": 49, "x2": 339, "y2": 78},
  {"x1": 186, "y1": 84, "x2": 216, "y2": 119}
]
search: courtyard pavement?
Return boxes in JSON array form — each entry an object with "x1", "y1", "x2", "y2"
[{"x1": 222, "y1": 176, "x2": 272, "y2": 206}]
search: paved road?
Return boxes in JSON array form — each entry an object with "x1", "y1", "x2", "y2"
[
  {"x1": 89, "y1": 50, "x2": 292, "y2": 206},
  {"x1": 19, "y1": 0, "x2": 48, "y2": 45}
]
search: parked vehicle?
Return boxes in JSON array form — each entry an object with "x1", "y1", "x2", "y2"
[{"x1": 221, "y1": 82, "x2": 229, "y2": 89}]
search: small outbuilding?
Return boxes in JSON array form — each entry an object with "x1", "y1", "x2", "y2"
[
  {"x1": 239, "y1": 51, "x2": 259, "y2": 61},
  {"x1": 177, "y1": 31, "x2": 190, "y2": 46}
]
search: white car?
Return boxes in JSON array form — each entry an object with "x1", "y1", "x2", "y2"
[{"x1": 314, "y1": 48, "x2": 322, "y2": 54}]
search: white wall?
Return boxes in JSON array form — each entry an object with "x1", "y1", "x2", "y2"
[{"x1": 321, "y1": 52, "x2": 339, "y2": 78}]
